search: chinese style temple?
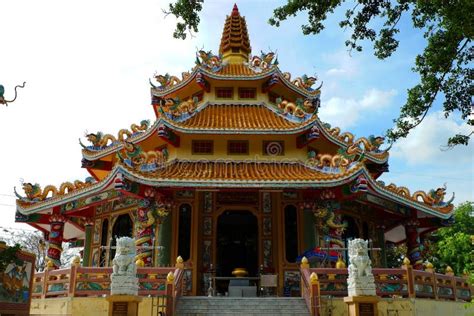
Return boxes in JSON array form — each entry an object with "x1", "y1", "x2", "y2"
[{"x1": 15, "y1": 4, "x2": 456, "y2": 297}]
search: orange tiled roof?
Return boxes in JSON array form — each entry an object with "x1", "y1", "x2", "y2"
[
  {"x1": 213, "y1": 64, "x2": 259, "y2": 76},
  {"x1": 131, "y1": 160, "x2": 359, "y2": 182},
  {"x1": 165, "y1": 104, "x2": 315, "y2": 131}
]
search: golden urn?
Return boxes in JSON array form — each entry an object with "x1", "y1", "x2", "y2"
[{"x1": 231, "y1": 267, "x2": 248, "y2": 277}]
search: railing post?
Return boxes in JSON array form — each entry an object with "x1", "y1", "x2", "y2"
[
  {"x1": 445, "y1": 266, "x2": 456, "y2": 300},
  {"x1": 300, "y1": 256, "x2": 309, "y2": 296},
  {"x1": 424, "y1": 261, "x2": 438, "y2": 299},
  {"x1": 166, "y1": 271, "x2": 175, "y2": 316},
  {"x1": 41, "y1": 269, "x2": 49, "y2": 299},
  {"x1": 68, "y1": 256, "x2": 80, "y2": 297},
  {"x1": 402, "y1": 257, "x2": 415, "y2": 298},
  {"x1": 310, "y1": 272, "x2": 321, "y2": 316},
  {"x1": 42, "y1": 260, "x2": 54, "y2": 299}
]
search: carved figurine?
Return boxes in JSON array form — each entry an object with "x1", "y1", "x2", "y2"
[
  {"x1": 347, "y1": 239, "x2": 376, "y2": 296},
  {"x1": 110, "y1": 237, "x2": 139, "y2": 295},
  {"x1": 196, "y1": 49, "x2": 223, "y2": 72}
]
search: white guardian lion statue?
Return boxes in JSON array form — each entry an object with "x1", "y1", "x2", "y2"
[
  {"x1": 347, "y1": 239, "x2": 376, "y2": 296},
  {"x1": 110, "y1": 236, "x2": 139, "y2": 295}
]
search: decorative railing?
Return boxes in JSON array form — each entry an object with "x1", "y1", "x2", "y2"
[
  {"x1": 32, "y1": 257, "x2": 186, "y2": 316},
  {"x1": 300, "y1": 258, "x2": 473, "y2": 316}
]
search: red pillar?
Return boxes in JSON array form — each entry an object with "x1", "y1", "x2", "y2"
[
  {"x1": 404, "y1": 219, "x2": 423, "y2": 270},
  {"x1": 47, "y1": 214, "x2": 66, "y2": 269}
]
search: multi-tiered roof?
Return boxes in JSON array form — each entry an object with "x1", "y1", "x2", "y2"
[{"x1": 15, "y1": 5, "x2": 454, "y2": 243}]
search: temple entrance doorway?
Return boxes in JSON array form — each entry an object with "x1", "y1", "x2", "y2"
[
  {"x1": 109, "y1": 214, "x2": 133, "y2": 263},
  {"x1": 216, "y1": 210, "x2": 258, "y2": 277}
]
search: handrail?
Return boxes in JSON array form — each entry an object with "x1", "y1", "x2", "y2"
[{"x1": 296, "y1": 261, "x2": 472, "y2": 303}]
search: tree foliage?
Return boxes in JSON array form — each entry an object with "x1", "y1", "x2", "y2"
[
  {"x1": 0, "y1": 227, "x2": 80, "y2": 271},
  {"x1": 423, "y1": 202, "x2": 474, "y2": 275},
  {"x1": 166, "y1": 0, "x2": 473, "y2": 146}
]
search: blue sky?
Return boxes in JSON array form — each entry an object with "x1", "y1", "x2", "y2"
[{"x1": 0, "y1": 0, "x2": 472, "y2": 230}]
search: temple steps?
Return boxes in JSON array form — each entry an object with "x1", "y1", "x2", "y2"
[{"x1": 176, "y1": 297, "x2": 310, "y2": 316}]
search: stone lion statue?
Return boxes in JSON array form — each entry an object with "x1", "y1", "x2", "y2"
[
  {"x1": 348, "y1": 239, "x2": 372, "y2": 278},
  {"x1": 112, "y1": 237, "x2": 136, "y2": 276},
  {"x1": 347, "y1": 238, "x2": 376, "y2": 296}
]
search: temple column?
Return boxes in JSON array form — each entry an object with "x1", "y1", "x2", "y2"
[
  {"x1": 82, "y1": 220, "x2": 94, "y2": 266},
  {"x1": 404, "y1": 219, "x2": 423, "y2": 270},
  {"x1": 136, "y1": 201, "x2": 155, "y2": 266},
  {"x1": 157, "y1": 214, "x2": 172, "y2": 266},
  {"x1": 47, "y1": 214, "x2": 67, "y2": 269}
]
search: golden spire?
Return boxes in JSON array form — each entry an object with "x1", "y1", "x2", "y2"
[{"x1": 219, "y1": 4, "x2": 251, "y2": 64}]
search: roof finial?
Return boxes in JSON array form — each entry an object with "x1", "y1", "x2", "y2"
[{"x1": 232, "y1": 3, "x2": 239, "y2": 16}]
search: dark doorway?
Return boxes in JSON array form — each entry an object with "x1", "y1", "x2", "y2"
[
  {"x1": 216, "y1": 210, "x2": 258, "y2": 277},
  {"x1": 109, "y1": 214, "x2": 133, "y2": 264}
]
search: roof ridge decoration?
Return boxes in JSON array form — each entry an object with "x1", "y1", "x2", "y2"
[
  {"x1": 149, "y1": 71, "x2": 192, "y2": 90},
  {"x1": 247, "y1": 51, "x2": 278, "y2": 73},
  {"x1": 274, "y1": 97, "x2": 318, "y2": 121},
  {"x1": 14, "y1": 177, "x2": 97, "y2": 205},
  {"x1": 315, "y1": 119, "x2": 391, "y2": 160},
  {"x1": 156, "y1": 96, "x2": 201, "y2": 121},
  {"x1": 379, "y1": 181, "x2": 455, "y2": 212},
  {"x1": 196, "y1": 50, "x2": 225, "y2": 72},
  {"x1": 306, "y1": 150, "x2": 362, "y2": 175},
  {"x1": 117, "y1": 141, "x2": 169, "y2": 173},
  {"x1": 80, "y1": 119, "x2": 151, "y2": 152}
]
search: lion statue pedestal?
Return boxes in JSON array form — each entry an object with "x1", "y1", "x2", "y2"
[
  {"x1": 344, "y1": 239, "x2": 379, "y2": 316},
  {"x1": 110, "y1": 237, "x2": 139, "y2": 296}
]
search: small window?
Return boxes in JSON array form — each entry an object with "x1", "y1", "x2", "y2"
[
  {"x1": 192, "y1": 140, "x2": 213, "y2": 154},
  {"x1": 193, "y1": 91, "x2": 204, "y2": 102},
  {"x1": 228, "y1": 140, "x2": 249, "y2": 155},
  {"x1": 238, "y1": 88, "x2": 256, "y2": 99},
  {"x1": 216, "y1": 87, "x2": 233, "y2": 99},
  {"x1": 263, "y1": 141, "x2": 284, "y2": 156},
  {"x1": 232, "y1": 47, "x2": 240, "y2": 53},
  {"x1": 269, "y1": 92, "x2": 279, "y2": 104}
]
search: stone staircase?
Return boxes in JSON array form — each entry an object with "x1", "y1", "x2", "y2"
[{"x1": 176, "y1": 297, "x2": 310, "y2": 316}]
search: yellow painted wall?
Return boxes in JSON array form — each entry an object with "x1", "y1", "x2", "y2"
[
  {"x1": 175, "y1": 133, "x2": 308, "y2": 162},
  {"x1": 30, "y1": 297, "x2": 473, "y2": 316},
  {"x1": 30, "y1": 297, "x2": 165, "y2": 316}
]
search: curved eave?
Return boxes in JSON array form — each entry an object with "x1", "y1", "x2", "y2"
[
  {"x1": 314, "y1": 118, "x2": 389, "y2": 165},
  {"x1": 367, "y1": 177, "x2": 454, "y2": 219},
  {"x1": 81, "y1": 119, "x2": 162, "y2": 161},
  {"x1": 16, "y1": 168, "x2": 121, "y2": 215},
  {"x1": 275, "y1": 69, "x2": 321, "y2": 99},
  {"x1": 16, "y1": 162, "x2": 453, "y2": 219},
  {"x1": 150, "y1": 68, "x2": 200, "y2": 97}
]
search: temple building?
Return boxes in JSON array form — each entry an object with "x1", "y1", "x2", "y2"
[{"x1": 15, "y1": 4, "x2": 455, "y2": 296}]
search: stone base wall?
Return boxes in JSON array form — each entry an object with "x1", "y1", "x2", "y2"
[{"x1": 320, "y1": 297, "x2": 473, "y2": 316}]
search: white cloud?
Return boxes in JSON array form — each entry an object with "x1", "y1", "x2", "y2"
[
  {"x1": 391, "y1": 111, "x2": 474, "y2": 166},
  {"x1": 323, "y1": 50, "x2": 359, "y2": 78},
  {"x1": 326, "y1": 68, "x2": 347, "y2": 76},
  {"x1": 319, "y1": 88, "x2": 397, "y2": 129},
  {"x1": 360, "y1": 88, "x2": 397, "y2": 109}
]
